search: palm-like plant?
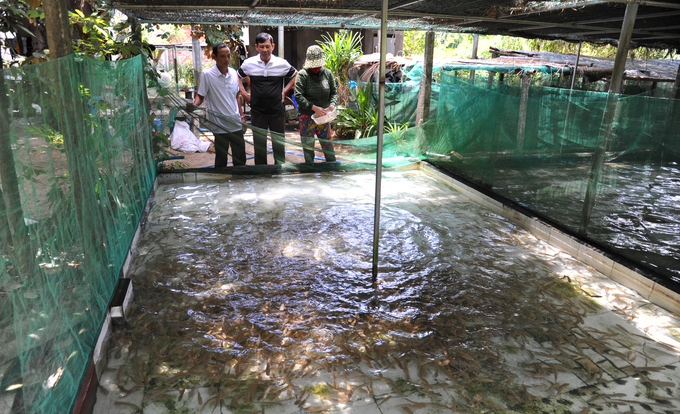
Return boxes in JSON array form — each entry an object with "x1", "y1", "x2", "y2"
[
  {"x1": 336, "y1": 81, "x2": 378, "y2": 140},
  {"x1": 318, "y1": 30, "x2": 363, "y2": 107}
]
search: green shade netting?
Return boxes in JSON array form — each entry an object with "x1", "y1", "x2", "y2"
[
  {"x1": 0, "y1": 54, "x2": 155, "y2": 413},
  {"x1": 429, "y1": 73, "x2": 680, "y2": 283}
]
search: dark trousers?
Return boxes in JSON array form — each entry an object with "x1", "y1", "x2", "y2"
[
  {"x1": 250, "y1": 112, "x2": 286, "y2": 165},
  {"x1": 214, "y1": 130, "x2": 246, "y2": 167}
]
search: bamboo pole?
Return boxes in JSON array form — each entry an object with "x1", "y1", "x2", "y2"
[
  {"x1": 371, "y1": 0, "x2": 388, "y2": 281},
  {"x1": 672, "y1": 62, "x2": 680, "y2": 100}
]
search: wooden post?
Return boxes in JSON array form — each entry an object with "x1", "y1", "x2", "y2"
[
  {"x1": 516, "y1": 74, "x2": 531, "y2": 155},
  {"x1": 610, "y1": 4, "x2": 639, "y2": 94},
  {"x1": 415, "y1": 31, "x2": 435, "y2": 127},
  {"x1": 570, "y1": 42, "x2": 582, "y2": 91},
  {"x1": 660, "y1": 63, "x2": 680, "y2": 164},
  {"x1": 579, "y1": 3, "x2": 638, "y2": 235},
  {"x1": 487, "y1": 51, "x2": 498, "y2": 89},
  {"x1": 470, "y1": 34, "x2": 479, "y2": 83},
  {"x1": 671, "y1": 62, "x2": 680, "y2": 100}
]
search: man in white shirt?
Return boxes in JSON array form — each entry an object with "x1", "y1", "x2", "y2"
[
  {"x1": 193, "y1": 43, "x2": 246, "y2": 167},
  {"x1": 238, "y1": 33, "x2": 297, "y2": 165}
]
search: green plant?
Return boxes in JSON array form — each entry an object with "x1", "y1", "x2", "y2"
[
  {"x1": 317, "y1": 30, "x2": 363, "y2": 106},
  {"x1": 336, "y1": 81, "x2": 379, "y2": 140},
  {"x1": 176, "y1": 62, "x2": 195, "y2": 86},
  {"x1": 69, "y1": 10, "x2": 142, "y2": 59},
  {"x1": 335, "y1": 82, "x2": 405, "y2": 140},
  {"x1": 386, "y1": 121, "x2": 409, "y2": 135}
]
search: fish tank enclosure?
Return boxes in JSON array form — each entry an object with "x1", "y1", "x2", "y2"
[{"x1": 1, "y1": 52, "x2": 679, "y2": 413}]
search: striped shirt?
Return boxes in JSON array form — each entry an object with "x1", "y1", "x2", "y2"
[{"x1": 238, "y1": 54, "x2": 297, "y2": 117}]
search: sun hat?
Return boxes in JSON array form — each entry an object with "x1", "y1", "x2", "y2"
[{"x1": 303, "y1": 45, "x2": 325, "y2": 69}]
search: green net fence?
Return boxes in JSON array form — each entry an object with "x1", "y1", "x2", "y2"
[
  {"x1": 0, "y1": 54, "x2": 155, "y2": 413},
  {"x1": 1, "y1": 51, "x2": 679, "y2": 413},
  {"x1": 430, "y1": 73, "x2": 680, "y2": 284}
]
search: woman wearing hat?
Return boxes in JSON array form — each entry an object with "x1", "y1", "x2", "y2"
[{"x1": 294, "y1": 45, "x2": 338, "y2": 163}]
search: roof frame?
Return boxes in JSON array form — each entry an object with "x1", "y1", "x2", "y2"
[{"x1": 107, "y1": 0, "x2": 680, "y2": 49}]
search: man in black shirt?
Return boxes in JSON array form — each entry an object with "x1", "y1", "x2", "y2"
[{"x1": 238, "y1": 33, "x2": 297, "y2": 165}]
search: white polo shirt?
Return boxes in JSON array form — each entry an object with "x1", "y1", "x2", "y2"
[{"x1": 197, "y1": 65, "x2": 241, "y2": 133}]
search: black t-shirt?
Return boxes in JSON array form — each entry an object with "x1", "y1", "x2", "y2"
[{"x1": 238, "y1": 55, "x2": 297, "y2": 117}]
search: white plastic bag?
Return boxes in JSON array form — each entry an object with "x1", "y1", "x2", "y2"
[{"x1": 170, "y1": 120, "x2": 210, "y2": 153}]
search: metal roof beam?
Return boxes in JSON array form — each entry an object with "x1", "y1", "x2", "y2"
[
  {"x1": 505, "y1": 8, "x2": 680, "y2": 31},
  {"x1": 242, "y1": 0, "x2": 261, "y2": 23},
  {"x1": 502, "y1": 9, "x2": 680, "y2": 30},
  {"x1": 111, "y1": 4, "x2": 680, "y2": 40}
]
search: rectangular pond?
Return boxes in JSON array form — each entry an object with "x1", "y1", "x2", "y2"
[{"x1": 93, "y1": 168, "x2": 680, "y2": 414}]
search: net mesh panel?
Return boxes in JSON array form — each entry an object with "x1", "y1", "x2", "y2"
[
  {"x1": 432, "y1": 73, "x2": 680, "y2": 282},
  {"x1": 0, "y1": 54, "x2": 155, "y2": 413}
]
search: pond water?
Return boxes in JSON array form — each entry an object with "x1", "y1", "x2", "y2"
[
  {"x1": 94, "y1": 170, "x2": 680, "y2": 414},
  {"x1": 484, "y1": 162, "x2": 680, "y2": 283}
]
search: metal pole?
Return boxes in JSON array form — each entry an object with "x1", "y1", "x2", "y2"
[
  {"x1": 173, "y1": 45, "x2": 179, "y2": 95},
  {"x1": 371, "y1": 0, "x2": 388, "y2": 281},
  {"x1": 278, "y1": 26, "x2": 284, "y2": 57}
]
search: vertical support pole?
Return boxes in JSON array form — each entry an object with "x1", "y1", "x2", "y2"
[
  {"x1": 561, "y1": 41, "x2": 582, "y2": 151},
  {"x1": 192, "y1": 36, "x2": 202, "y2": 91},
  {"x1": 579, "y1": 3, "x2": 638, "y2": 235},
  {"x1": 610, "y1": 4, "x2": 639, "y2": 94},
  {"x1": 660, "y1": 63, "x2": 680, "y2": 164},
  {"x1": 470, "y1": 34, "x2": 479, "y2": 83},
  {"x1": 487, "y1": 51, "x2": 498, "y2": 89},
  {"x1": 516, "y1": 73, "x2": 530, "y2": 155},
  {"x1": 570, "y1": 41, "x2": 582, "y2": 91},
  {"x1": 278, "y1": 26, "x2": 284, "y2": 58},
  {"x1": 173, "y1": 45, "x2": 179, "y2": 95},
  {"x1": 671, "y1": 63, "x2": 680, "y2": 100},
  {"x1": 371, "y1": 0, "x2": 388, "y2": 281}
]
